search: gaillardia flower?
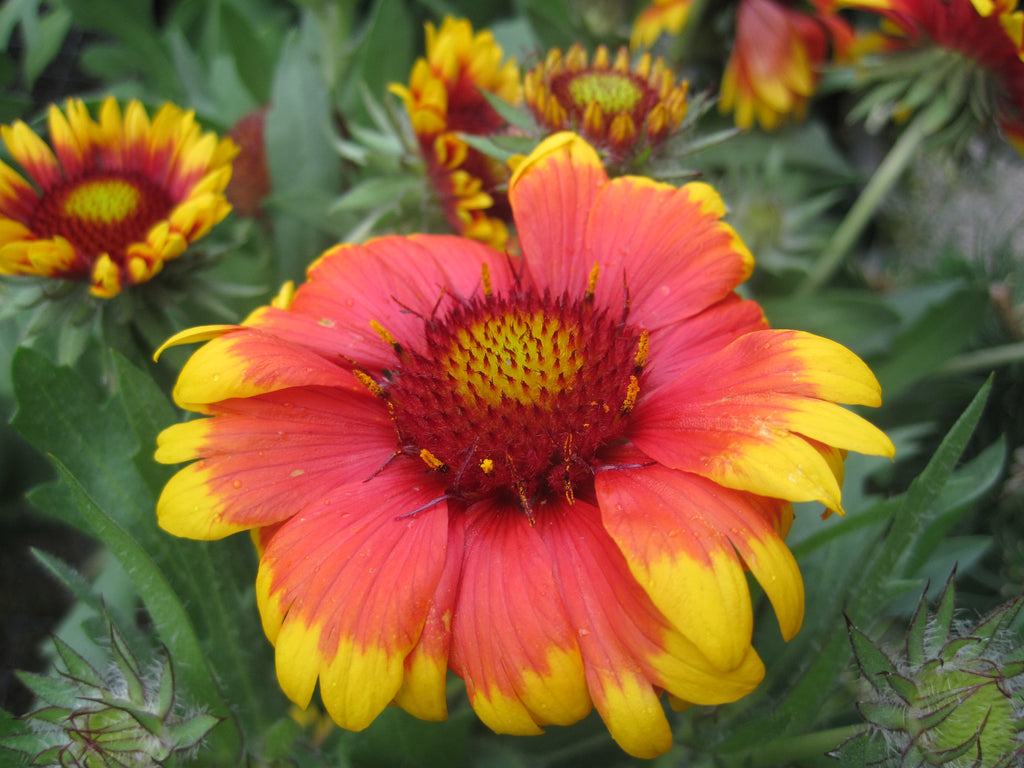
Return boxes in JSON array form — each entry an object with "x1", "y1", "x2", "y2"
[
  {"x1": 720, "y1": 0, "x2": 853, "y2": 130},
  {"x1": 839, "y1": 0, "x2": 1024, "y2": 154},
  {"x1": 0, "y1": 97, "x2": 236, "y2": 298},
  {"x1": 525, "y1": 44, "x2": 689, "y2": 161},
  {"x1": 155, "y1": 133, "x2": 893, "y2": 758},
  {"x1": 630, "y1": 0, "x2": 696, "y2": 50},
  {"x1": 390, "y1": 17, "x2": 522, "y2": 250}
]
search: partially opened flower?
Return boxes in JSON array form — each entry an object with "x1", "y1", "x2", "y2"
[
  {"x1": 155, "y1": 133, "x2": 893, "y2": 758},
  {"x1": 720, "y1": 0, "x2": 853, "y2": 130},
  {"x1": 838, "y1": 0, "x2": 1024, "y2": 154},
  {"x1": 390, "y1": 17, "x2": 521, "y2": 250},
  {"x1": 0, "y1": 97, "x2": 236, "y2": 298},
  {"x1": 630, "y1": 0, "x2": 697, "y2": 50},
  {"x1": 525, "y1": 44, "x2": 689, "y2": 162}
]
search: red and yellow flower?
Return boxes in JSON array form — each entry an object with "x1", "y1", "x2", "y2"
[
  {"x1": 720, "y1": 0, "x2": 854, "y2": 130},
  {"x1": 839, "y1": 0, "x2": 1024, "y2": 154},
  {"x1": 524, "y1": 44, "x2": 689, "y2": 161},
  {"x1": 630, "y1": 0, "x2": 696, "y2": 50},
  {"x1": 0, "y1": 97, "x2": 236, "y2": 298},
  {"x1": 390, "y1": 17, "x2": 521, "y2": 251},
  {"x1": 155, "y1": 133, "x2": 893, "y2": 758}
]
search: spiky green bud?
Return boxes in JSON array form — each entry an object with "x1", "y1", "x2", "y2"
[
  {"x1": 1, "y1": 620, "x2": 220, "y2": 767},
  {"x1": 842, "y1": 573, "x2": 1024, "y2": 767}
]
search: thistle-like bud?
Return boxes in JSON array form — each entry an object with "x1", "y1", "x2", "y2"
[
  {"x1": 840, "y1": 574, "x2": 1024, "y2": 767},
  {"x1": 2, "y1": 621, "x2": 220, "y2": 767}
]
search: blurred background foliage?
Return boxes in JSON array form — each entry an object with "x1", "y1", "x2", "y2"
[{"x1": 0, "y1": 0, "x2": 1021, "y2": 766}]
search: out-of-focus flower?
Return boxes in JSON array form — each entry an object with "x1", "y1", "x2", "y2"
[
  {"x1": 839, "y1": 0, "x2": 1024, "y2": 154},
  {"x1": 842, "y1": 575, "x2": 1024, "y2": 766},
  {"x1": 631, "y1": 0, "x2": 696, "y2": 50},
  {"x1": 0, "y1": 97, "x2": 236, "y2": 298},
  {"x1": 390, "y1": 17, "x2": 522, "y2": 250},
  {"x1": 524, "y1": 44, "x2": 689, "y2": 162},
  {"x1": 225, "y1": 108, "x2": 270, "y2": 220},
  {"x1": 1, "y1": 623, "x2": 220, "y2": 767},
  {"x1": 720, "y1": 0, "x2": 854, "y2": 130},
  {"x1": 155, "y1": 133, "x2": 893, "y2": 758}
]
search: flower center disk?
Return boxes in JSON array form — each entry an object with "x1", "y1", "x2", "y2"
[
  {"x1": 31, "y1": 172, "x2": 174, "y2": 262},
  {"x1": 384, "y1": 289, "x2": 646, "y2": 512}
]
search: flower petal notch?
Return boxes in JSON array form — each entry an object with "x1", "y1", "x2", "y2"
[
  {"x1": 158, "y1": 131, "x2": 892, "y2": 758},
  {"x1": 0, "y1": 96, "x2": 237, "y2": 297}
]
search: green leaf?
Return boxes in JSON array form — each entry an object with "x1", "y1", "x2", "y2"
[
  {"x1": 219, "y1": 1, "x2": 276, "y2": 103},
  {"x1": 851, "y1": 377, "x2": 992, "y2": 620},
  {"x1": 339, "y1": 0, "x2": 415, "y2": 126},
  {"x1": 22, "y1": 6, "x2": 72, "y2": 90},
  {"x1": 870, "y1": 283, "x2": 989, "y2": 399},
  {"x1": 44, "y1": 456, "x2": 240, "y2": 761},
  {"x1": 110, "y1": 351, "x2": 178, "y2": 495},
  {"x1": 265, "y1": 29, "x2": 342, "y2": 282}
]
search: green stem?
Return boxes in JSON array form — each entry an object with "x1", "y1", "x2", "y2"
[
  {"x1": 796, "y1": 107, "x2": 939, "y2": 296},
  {"x1": 937, "y1": 342, "x2": 1024, "y2": 376},
  {"x1": 736, "y1": 725, "x2": 867, "y2": 768}
]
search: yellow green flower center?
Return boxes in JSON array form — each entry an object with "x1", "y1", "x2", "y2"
[
  {"x1": 63, "y1": 178, "x2": 140, "y2": 224},
  {"x1": 441, "y1": 310, "x2": 583, "y2": 408},
  {"x1": 566, "y1": 72, "x2": 645, "y2": 114},
  {"x1": 378, "y1": 286, "x2": 647, "y2": 516}
]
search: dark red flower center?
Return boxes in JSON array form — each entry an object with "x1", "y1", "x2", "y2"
[
  {"x1": 30, "y1": 171, "x2": 174, "y2": 267},
  {"x1": 380, "y1": 283, "x2": 647, "y2": 517}
]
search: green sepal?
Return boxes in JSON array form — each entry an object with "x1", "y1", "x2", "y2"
[
  {"x1": 106, "y1": 622, "x2": 145, "y2": 708},
  {"x1": 967, "y1": 597, "x2": 1024, "y2": 654},
  {"x1": 163, "y1": 713, "x2": 222, "y2": 750},
  {"x1": 905, "y1": 584, "x2": 930, "y2": 667},
  {"x1": 14, "y1": 671, "x2": 78, "y2": 709},
  {"x1": 856, "y1": 700, "x2": 907, "y2": 730},
  {"x1": 880, "y1": 671, "x2": 919, "y2": 705},
  {"x1": 154, "y1": 655, "x2": 176, "y2": 720},
  {"x1": 847, "y1": 617, "x2": 898, "y2": 689},
  {"x1": 28, "y1": 745, "x2": 64, "y2": 765},
  {"x1": 51, "y1": 635, "x2": 105, "y2": 690},
  {"x1": 928, "y1": 569, "x2": 958, "y2": 657},
  {"x1": 20, "y1": 706, "x2": 73, "y2": 725},
  {"x1": 913, "y1": 698, "x2": 960, "y2": 731}
]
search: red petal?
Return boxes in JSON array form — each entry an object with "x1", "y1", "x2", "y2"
[
  {"x1": 596, "y1": 465, "x2": 804, "y2": 650},
  {"x1": 256, "y1": 460, "x2": 450, "y2": 730},
  {"x1": 449, "y1": 497, "x2": 590, "y2": 734},
  {"x1": 273, "y1": 234, "x2": 516, "y2": 370},
  {"x1": 508, "y1": 134, "x2": 608, "y2": 298},
  {"x1": 157, "y1": 387, "x2": 399, "y2": 538},
  {"x1": 583, "y1": 177, "x2": 754, "y2": 328}
]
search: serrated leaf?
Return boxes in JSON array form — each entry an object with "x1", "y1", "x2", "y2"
[{"x1": 851, "y1": 379, "x2": 991, "y2": 621}]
